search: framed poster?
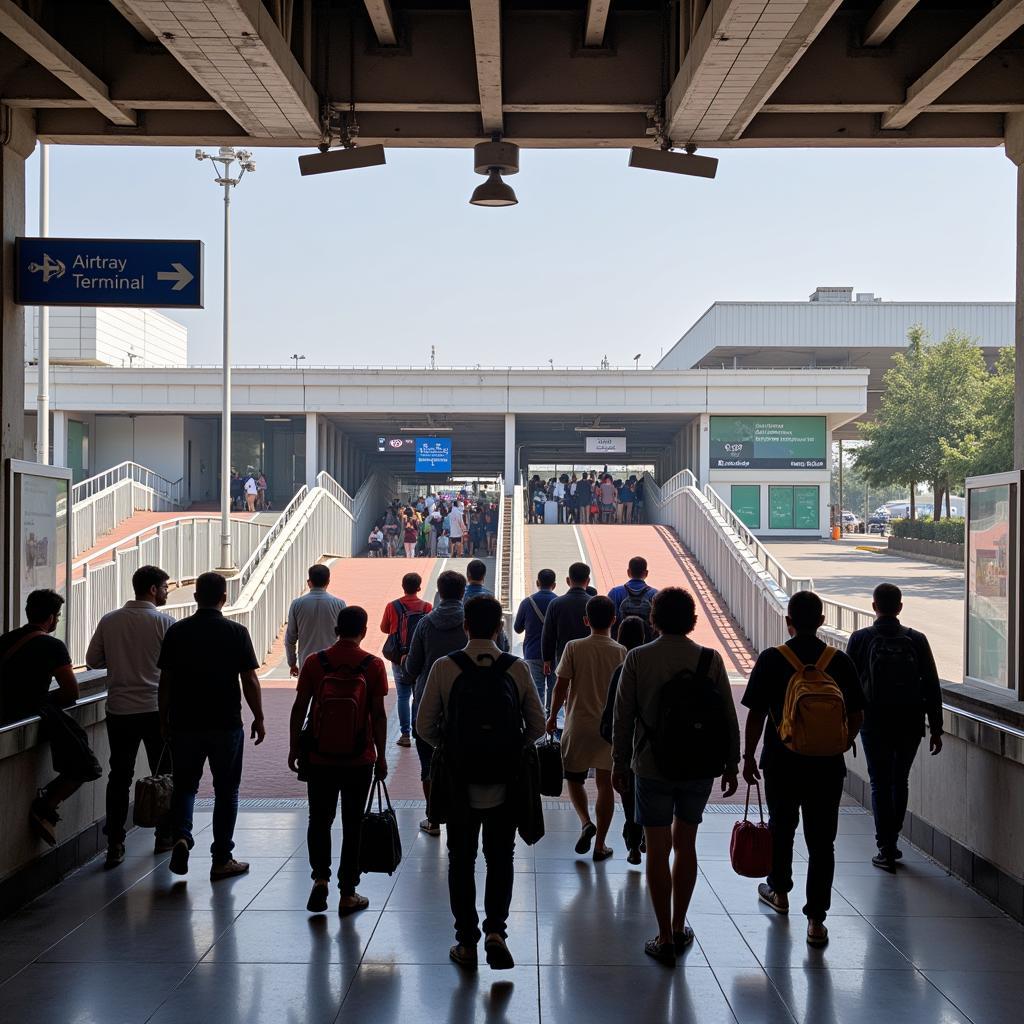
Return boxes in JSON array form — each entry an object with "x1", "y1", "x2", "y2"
[
  {"x1": 710, "y1": 416, "x2": 827, "y2": 469},
  {"x1": 5, "y1": 460, "x2": 72, "y2": 640},
  {"x1": 730, "y1": 485, "x2": 761, "y2": 529},
  {"x1": 794, "y1": 486, "x2": 820, "y2": 530},
  {"x1": 769, "y1": 486, "x2": 794, "y2": 529}
]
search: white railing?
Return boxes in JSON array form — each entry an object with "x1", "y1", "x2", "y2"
[
  {"x1": 351, "y1": 472, "x2": 397, "y2": 555},
  {"x1": 69, "y1": 516, "x2": 268, "y2": 666},
  {"x1": 73, "y1": 461, "x2": 183, "y2": 506},
  {"x1": 702, "y1": 483, "x2": 814, "y2": 596},
  {"x1": 495, "y1": 477, "x2": 508, "y2": 609},
  {"x1": 229, "y1": 484, "x2": 310, "y2": 602},
  {"x1": 510, "y1": 483, "x2": 526, "y2": 615}
]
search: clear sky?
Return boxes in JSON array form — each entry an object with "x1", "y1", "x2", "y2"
[{"x1": 24, "y1": 144, "x2": 1016, "y2": 368}]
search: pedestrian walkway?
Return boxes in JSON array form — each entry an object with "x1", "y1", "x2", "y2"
[{"x1": 0, "y1": 803, "x2": 1020, "y2": 1023}]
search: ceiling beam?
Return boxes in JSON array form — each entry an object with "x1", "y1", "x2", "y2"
[
  {"x1": 583, "y1": 0, "x2": 611, "y2": 48},
  {"x1": 114, "y1": 0, "x2": 319, "y2": 138},
  {"x1": 0, "y1": 0, "x2": 136, "y2": 126},
  {"x1": 720, "y1": 0, "x2": 843, "y2": 141},
  {"x1": 863, "y1": 0, "x2": 920, "y2": 46},
  {"x1": 469, "y1": 0, "x2": 503, "y2": 135},
  {"x1": 882, "y1": 0, "x2": 1024, "y2": 130},
  {"x1": 362, "y1": 0, "x2": 398, "y2": 46},
  {"x1": 107, "y1": 0, "x2": 159, "y2": 43}
]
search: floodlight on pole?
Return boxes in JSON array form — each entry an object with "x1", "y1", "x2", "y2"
[
  {"x1": 291, "y1": 353, "x2": 306, "y2": 370},
  {"x1": 633, "y1": 353, "x2": 642, "y2": 370},
  {"x1": 196, "y1": 145, "x2": 255, "y2": 573}
]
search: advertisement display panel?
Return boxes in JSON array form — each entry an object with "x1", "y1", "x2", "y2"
[
  {"x1": 769, "y1": 486, "x2": 794, "y2": 529},
  {"x1": 585, "y1": 436, "x2": 627, "y2": 455},
  {"x1": 415, "y1": 438, "x2": 453, "y2": 473},
  {"x1": 730, "y1": 485, "x2": 760, "y2": 529},
  {"x1": 710, "y1": 416, "x2": 827, "y2": 469},
  {"x1": 377, "y1": 437, "x2": 416, "y2": 454}
]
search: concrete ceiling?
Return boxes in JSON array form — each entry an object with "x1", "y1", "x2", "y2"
[{"x1": 0, "y1": 1, "x2": 1020, "y2": 151}]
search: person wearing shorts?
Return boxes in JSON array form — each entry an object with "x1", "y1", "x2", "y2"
[{"x1": 612, "y1": 587, "x2": 739, "y2": 966}]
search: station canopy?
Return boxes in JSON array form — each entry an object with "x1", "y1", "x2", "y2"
[{"x1": 1, "y1": 2, "x2": 1019, "y2": 151}]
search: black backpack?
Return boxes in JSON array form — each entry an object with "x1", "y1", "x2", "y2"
[
  {"x1": 639, "y1": 648, "x2": 728, "y2": 781},
  {"x1": 444, "y1": 651, "x2": 524, "y2": 784},
  {"x1": 618, "y1": 588, "x2": 655, "y2": 641},
  {"x1": 381, "y1": 600, "x2": 427, "y2": 665},
  {"x1": 864, "y1": 629, "x2": 921, "y2": 707}
]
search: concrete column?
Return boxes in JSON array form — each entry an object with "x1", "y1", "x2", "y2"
[
  {"x1": 697, "y1": 413, "x2": 710, "y2": 489},
  {"x1": 317, "y1": 420, "x2": 327, "y2": 474},
  {"x1": 305, "y1": 412, "x2": 317, "y2": 489},
  {"x1": 504, "y1": 412, "x2": 516, "y2": 486},
  {"x1": 1008, "y1": 114, "x2": 1024, "y2": 469},
  {"x1": 1, "y1": 112, "x2": 34, "y2": 629},
  {"x1": 341, "y1": 437, "x2": 351, "y2": 492},
  {"x1": 51, "y1": 410, "x2": 67, "y2": 467}
]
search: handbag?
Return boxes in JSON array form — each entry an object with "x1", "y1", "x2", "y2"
[
  {"x1": 729, "y1": 782, "x2": 773, "y2": 878},
  {"x1": 359, "y1": 778, "x2": 403, "y2": 875},
  {"x1": 515, "y1": 744, "x2": 546, "y2": 846},
  {"x1": 38, "y1": 704, "x2": 103, "y2": 782},
  {"x1": 133, "y1": 744, "x2": 173, "y2": 828},
  {"x1": 537, "y1": 733, "x2": 564, "y2": 797}
]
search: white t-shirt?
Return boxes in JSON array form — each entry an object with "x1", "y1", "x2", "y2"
[
  {"x1": 448, "y1": 507, "x2": 465, "y2": 538},
  {"x1": 244, "y1": 477, "x2": 258, "y2": 495},
  {"x1": 553, "y1": 481, "x2": 565, "y2": 499}
]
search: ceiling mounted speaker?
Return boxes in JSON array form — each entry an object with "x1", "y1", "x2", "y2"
[{"x1": 298, "y1": 145, "x2": 387, "y2": 176}]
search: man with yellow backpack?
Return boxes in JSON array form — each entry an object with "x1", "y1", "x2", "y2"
[{"x1": 740, "y1": 591, "x2": 865, "y2": 949}]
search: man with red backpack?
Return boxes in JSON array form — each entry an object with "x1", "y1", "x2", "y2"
[
  {"x1": 741, "y1": 590, "x2": 864, "y2": 949},
  {"x1": 379, "y1": 573, "x2": 432, "y2": 748},
  {"x1": 287, "y1": 606, "x2": 388, "y2": 916}
]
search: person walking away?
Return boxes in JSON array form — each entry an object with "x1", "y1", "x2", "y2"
[
  {"x1": 403, "y1": 514, "x2": 419, "y2": 559},
  {"x1": 243, "y1": 472, "x2": 258, "y2": 512},
  {"x1": 86, "y1": 565, "x2": 175, "y2": 867},
  {"x1": 608, "y1": 556, "x2": 658, "y2": 642},
  {"x1": 599, "y1": 615, "x2": 647, "y2": 864},
  {"x1": 741, "y1": 590, "x2": 864, "y2": 948},
  {"x1": 532, "y1": 483, "x2": 546, "y2": 525},
  {"x1": 612, "y1": 588, "x2": 739, "y2": 964},
  {"x1": 547, "y1": 596, "x2": 624, "y2": 860},
  {"x1": 404, "y1": 570, "x2": 470, "y2": 836},
  {"x1": 285, "y1": 564, "x2": 346, "y2": 680},
  {"x1": 448, "y1": 502, "x2": 467, "y2": 557},
  {"x1": 845, "y1": 583, "x2": 943, "y2": 871},
  {"x1": 381, "y1": 573, "x2": 432, "y2": 748},
  {"x1": 288, "y1": 606, "x2": 388, "y2": 915},
  {"x1": 513, "y1": 569, "x2": 559, "y2": 714},
  {"x1": 158, "y1": 571, "x2": 265, "y2": 880},
  {"x1": 633, "y1": 477, "x2": 646, "y2": 524},
  {"x1": 553, "y1": 475, "x2": 567, "y2": 524},
  {"x1": 383, "y1": 507, "x2": 401, "y2": 558},
  {"x1": 416, "y1": 596, "x2": 545, "y2": 970},
  {"x1": 575, "y1": 473, "x2": 592, "y2": 525},
  {"x1": 0, "y1": 590, "x2": 88, "y2": 845},
  {"x1": 484, "y1": 503, "x2": 498, "y2": 556},
  {"x1": 618, "y1": 480, "x2": 635, "y2": 524},
  {"x1": 435, "y1": 560, "x2": 510, "y2": 651},
  {"x1": 257, "y1": 471, "x2": 268, "y2": 511},
  {"x1": 540, "y1": 562, "x2": 593, "y2": 682},
  {"x1": 598, "y1": 475, "x2": 617, "y2": 523},
  {"x1": 230, "y1": 470, "x2": 243, "y2": 512}
]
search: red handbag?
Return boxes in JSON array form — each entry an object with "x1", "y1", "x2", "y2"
[{"x1": 730, "y1": 782, "x2": 773, "y2": 878}]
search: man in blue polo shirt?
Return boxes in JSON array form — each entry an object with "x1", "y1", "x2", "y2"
[
  {"x1": 608, "y1": 556, "x2": 658, "y2": 641},
  {"x1": 513, "y1": 568, "x2": 558, "y2": 713}
]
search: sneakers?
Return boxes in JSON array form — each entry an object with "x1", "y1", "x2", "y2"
[
  {"x1": 28, "y1": 796, "x2": 59, "y2": 847},
  {"x1": 397, "y1": 734, "x2": 412, "y2": 748},
  {"x1": 626, "y1": 847, "x2": 642, "y2": 866},
  {"x1": 872, "y1": 852, "x2": 897, "y2": 873},
  {"x1": 574, "y1": 821, "x2": 597, "y2": 855},
  {"x1": 807, "y1": 920, "x2": 829, "y2": 948},
  {"x1": 307, "y1": 881, "x2": 329, "y2": 913},
  {"x1": 449, "y1": 943, "x2": 478, "y2": 968},
  {"x1": 210, "y1": 859, "x2": 250, "y2": 880},
  {"x1": 338, "y1": 893, "x2": 370, "y2": 917},
  {"x1": 484, "y1": 933, "x2": 515, "y2": 970},
  {"x1": 758, "y1": 883, "x2": 789, "y2": 914},
  {"x1": 168, "y1": 839, "x2": 190, "y2": 875},
  {"x1": 420, "y1": 818, "x2": 441, "y2": 837},
  {"x1": 104, "y1": 843, "x2": 126, "y2": 869}
]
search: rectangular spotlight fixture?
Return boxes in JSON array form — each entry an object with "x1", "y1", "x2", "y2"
[
  {"x1": 399, "y1": 426, "x2": 454, "y2": 433},
  {"x1": 628, "y1": 147, "x2": 718, "y2": 179},
  {"x1": 298, "y1": 144, "x2": 387, "y2": 176},
  {"x1": 574, "y1": 426, "x2": 626, "y2": 433}
]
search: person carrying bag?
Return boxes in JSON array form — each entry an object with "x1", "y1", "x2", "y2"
[
  {"x1": 730, "y1": 782, "x2": 772, "y2": 878},
  {"x1": 133, "y1": 744, "x2": 173, "y2": 829}
]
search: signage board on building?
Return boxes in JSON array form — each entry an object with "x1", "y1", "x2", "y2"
[
  {"x1": 377, "y1": 437, "x2": 416, "y2": 454},
  {"x1": 585, "y1": 436, "x2": 627, "y2": 455},
  {"x1": 415, "y1": 438, "x2": 453, "y2": 473},
  {"x1": 15, "y1": 237, "x2": 204, "y2": 309},
  {"x1": 710, "y1": 416, "x2": 826, "y2": 469}
]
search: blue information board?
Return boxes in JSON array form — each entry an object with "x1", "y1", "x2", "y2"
[
  {"x1": 15, "y1": 237, "x2": 204, "y2": 309},
  {"x1": 416, "y1": 437, "x2": 452, "y2": 473}
]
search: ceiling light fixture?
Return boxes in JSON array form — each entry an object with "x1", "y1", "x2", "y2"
[
  {"x1": 469, "y1": 137, "x2": 519, "y2": 207},
  {"x1": 574, "y1": 426, "x2": 627, "y2": 433},
  {"x1": 399, "y1": 426, "x2": 454, "y2": 433}
]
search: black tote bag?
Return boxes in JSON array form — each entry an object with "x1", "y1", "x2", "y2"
[{"x1": 359, "y1": 779, "x2": 403, "y2": 875}]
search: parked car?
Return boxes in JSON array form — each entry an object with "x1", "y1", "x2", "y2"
[
  {"x1": 841, "y1": 510, "x2": 864, "y2": 533},
  {"x1": 867, "y1": 512, "x2": 890, "y2": 534}
]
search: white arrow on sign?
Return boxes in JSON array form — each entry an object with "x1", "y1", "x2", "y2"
[{"x1": 156, "y1": 262, "x2": 194, "y2": 291}]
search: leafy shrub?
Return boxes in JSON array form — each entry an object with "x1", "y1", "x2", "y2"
[{"x1": 890, "y1": 517, "x2": 964, "y2": 544}]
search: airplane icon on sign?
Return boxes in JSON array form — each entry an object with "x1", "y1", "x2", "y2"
[{"x1": 27, "y1": 254, "x2": 66, "y2": 282}]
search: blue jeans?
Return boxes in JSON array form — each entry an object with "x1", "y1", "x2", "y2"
[
  {"x1": 861, "y1": 726, "x2": 923, "y2": 855},
  {"x1": 170, "y1": 727, "x2": 244, "y2": 865},
  {"x1": 393, "y1": 666, "x2": 414, "y2": 736},
  {"x1": 526, "y1": 659, "x2": 556, "y2": 715}
]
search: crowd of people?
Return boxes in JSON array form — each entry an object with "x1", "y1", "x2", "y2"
[
  {"x1": 0, "y1": 551, "x2": 943, "y2": 971},
  {"x1": 368, "y1": 491, "x2": 500, "y2": 558},
  {"x1": 229, "y1": 468, "x2": 270, "y2": 512},
  {"x1": 528, "y1": 472, "x2": 645, "y2": 524}
]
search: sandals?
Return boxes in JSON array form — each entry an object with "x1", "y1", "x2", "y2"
[
  {"x1": 644, "y1": 938, "x2": 676, "y2": 967},
  {"x1": 593, "y1": 846, "x2": 614, "y2": 863},
  {"x1": 673, "y1": 927, "x2": 695, "y2": 952}
]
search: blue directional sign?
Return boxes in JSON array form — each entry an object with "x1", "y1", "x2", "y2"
[
  {"x1": 15, "y1": 237, "x2": 204, "y2": 309},
  {"x1": 416, "y1": 437, "x2": 453, "y2": 473}
]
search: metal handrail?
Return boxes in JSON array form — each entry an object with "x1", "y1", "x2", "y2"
[
  {"x1": 495, "y1": 478, "x2": 507, "y2": 609},
  {"x1": 72, "y1": 461, "x2": 183, "y2": 506},
  {"x1": 231, "y1": 484, "x2": 310, "y2": 597}
]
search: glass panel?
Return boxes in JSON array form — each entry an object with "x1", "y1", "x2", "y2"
[
  {"x1": 966, "y1": 483, "x2": 1013, "y2": 688},
  {"x1": 769, "y1": 486, "x2": 794, "y2": 529},
  {"x1": 730, "y1": 484, "x2": 760, "y2": 529},
  {"x1": 17, "y1": 474, "x2": 70, "y2": 642},
  {"x1": 794, "y1": 486, "x2": 820, "y2": 530}
]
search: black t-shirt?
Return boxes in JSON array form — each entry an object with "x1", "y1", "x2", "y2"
[
  {"x1": 158, "y1": 609, "x2": 259, "y2": 731},
  {"x1": 741, "y1": 636, "x2": 865, "y2": 777},
  {"x1": 0, "y1": 625, "x2": 72, "y2": 724}
]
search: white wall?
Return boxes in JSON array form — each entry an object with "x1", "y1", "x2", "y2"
[
  {"x1": 710, "y1": 469, "x2": 831, "y2": 537},
  {"x1": 183, "y1": 417, "x2": 217, "y2": 504},
  {"x1": 94, "y1": 415, "x2": 185, "y2": 483},
  {"x1": 29, "y1": 307, "x2": 187, "y2": 367}
]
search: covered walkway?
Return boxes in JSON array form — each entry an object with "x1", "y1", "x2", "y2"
[{"x1": 0, "y1": 802, "x2": 1020, "y2": 1023}]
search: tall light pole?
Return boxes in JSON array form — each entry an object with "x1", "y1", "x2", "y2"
[
  {"x1": 195, "y1": 146, "x2": 255, "y2": 572},
  {"x1": 290, "y1": 353, "x2": 306, "y2": 370},
  {"x1": 36, "y1": 144, "x2": 50, "y2": 464}
]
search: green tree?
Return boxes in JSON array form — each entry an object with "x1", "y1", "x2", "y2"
[{"x1": 944, "y1": 347, "x2": 1015, "y2": 479}]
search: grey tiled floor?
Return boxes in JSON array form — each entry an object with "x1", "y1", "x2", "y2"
[{"x1": 1, "y1": 806, "x2": 1022, "y2": 1023}]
